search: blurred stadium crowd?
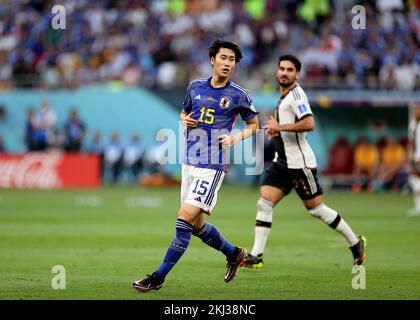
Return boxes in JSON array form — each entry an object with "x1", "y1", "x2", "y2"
[
  {"x1": 11, "y1": 100, "x2": 167, "y2": 184},
  {"x1": 0, "y1": 0, "x2": 419, "y2": 91},
  {"x1": 324, "y1": 135, "x2": 409, "y2": 192}
]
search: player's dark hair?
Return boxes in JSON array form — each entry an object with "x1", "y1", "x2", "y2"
[
  {"x1": 209, "y1": 39, "x2": 242, "y2": 62},
  {"x1": 278, "y1": 54, "x2": 302, "y2": 72}
]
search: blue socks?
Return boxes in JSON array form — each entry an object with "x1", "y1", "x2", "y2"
[
  {"x1": 155, "y1": 219, "x2": 193, "y2": 280},
  {"x1": 193, "y1": 222, "x2": 236, "y2": 258},
  {"x1": 155, "y1": 220, "x2": 236, "y2": 281}
]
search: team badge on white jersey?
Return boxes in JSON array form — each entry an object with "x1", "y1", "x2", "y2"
[{"x1": 298, "y1": 104, "x2": 307, "y2": 113}]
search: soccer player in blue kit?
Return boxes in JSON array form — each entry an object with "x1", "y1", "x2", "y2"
[{"x1": 133, "y1": 39, "x2": 259, "y2": 292}]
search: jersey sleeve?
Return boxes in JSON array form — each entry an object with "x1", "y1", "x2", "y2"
[
  {"x1": 290, "y1": 98, "x2": 313, "y2": 120},
  {"x1": 237, "y1": 90, "x2": 259, "y2": 121},
  {"x1": 181, "y1": 82, "x2": 193, "y2": 113}
]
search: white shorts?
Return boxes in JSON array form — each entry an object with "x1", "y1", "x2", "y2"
[{"x1": 181, "y1": 164, "x2": 225, "y2": 215}]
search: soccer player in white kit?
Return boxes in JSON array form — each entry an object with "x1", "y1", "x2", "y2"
[
  {"x1": 241, "y1": 55, "x2": 366, "y2": 269},
  {"x1": 407, "y1": 104, "x2": 420, "y2": 217}
]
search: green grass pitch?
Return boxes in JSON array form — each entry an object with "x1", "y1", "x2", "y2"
[{"x1": 0, "y1": 185, "x2": 419, "y2": 300}]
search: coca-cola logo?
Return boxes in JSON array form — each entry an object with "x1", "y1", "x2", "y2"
[{"x1": 0, "y1": 153, "x2": 63, "y2": 189}]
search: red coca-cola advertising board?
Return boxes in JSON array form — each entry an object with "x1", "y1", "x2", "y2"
[{"x1": 0, "y1": 153, "x2": 100, "y2": 189}]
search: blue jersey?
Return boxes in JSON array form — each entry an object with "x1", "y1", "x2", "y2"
[{"x1": 182, "y1": 77, "x2": 258, "y2": 172}]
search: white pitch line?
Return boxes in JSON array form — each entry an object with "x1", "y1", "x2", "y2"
[{"x1": 125, "y1": 197, "x2": 162, "y2": 208}]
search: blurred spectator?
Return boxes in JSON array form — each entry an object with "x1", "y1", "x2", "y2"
[
  {"x1": 0, "y1": 136, "x2": 5, "y2": 153},
  {"x1": 139, "y1": 130, "x2": 180, "y2": 186},
  {"x1": 12, "y1": 47, "x2": 39, "y2": 88},
  {"x1": 324, "y1": 136, "x2": 354, "y2": 175},
  {"x1": 376, "y1": 0, "x2": 404, "y2": 13},
  {"x1": 375, "y1": 135, "x2": 389, "y2": 154},
  {"x1": 121, "y1": 62, "x2": 142, "y2": 86},
  {"x1": 88, "y1": 131, "x2": 105, "y2": 155},
  {"x1": 63, "y1": 108, "x2": 86, "y2": 152},
  {"x1": 368, "y1": 120, "x2": 388, "y2": 144},
  {"x1": 393, "y1": 56, "x2": 420, "y2": 91},
  {"x1": 24, "y1": 107, "x2": 37, "y2": 151},
  {"x1": 123, "y1": 133, "x2": 146, "y2": 183},
  {"x1": 104, "y1": 132, "x2": 124, "y2": 184},
  {"x1": 351, "y1": 137, "x2": 380, "y2": 193},
  {"x1": 379, "y1": 62, "x2": 397, "y2": 89},
  {"x1": 0, "y1": 50, "x2": 11, "y2": 88},
  {"x1": 377, "y1": 137, "x2": 407, "y2": 191},
  {"x1": 143, "y1": 131, "x2": 167, "y2": 175},
  {"x1": 33, "y1": 101, "x2": 57, "y2": 151},
  {"x1": 87, "y1": 131, "x2": 105, "y2": 181}
]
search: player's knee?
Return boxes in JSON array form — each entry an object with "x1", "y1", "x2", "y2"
[
  {"x1": 256, "y1": 197, "x2": 274, "y2": 224},
  {"x1": 308, "y1": 203, "x2": 338, "y2": 225},
  {"x1": 177, "y1": 210, "x2": 195, "y2": 225}
]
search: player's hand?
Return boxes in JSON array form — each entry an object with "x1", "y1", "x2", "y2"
[
  {"x1": 263, "y1": 116, "x2": 281, "y2": 133},
  {"x1": 182, "y1": 112, "x2": 198, "y2": 128},
  {"x1": 219, "y1": 134, "x2": 235, "y2": 150},
  {"x1": 265, "y1": 129, "x2": 279, "y2": 140}
]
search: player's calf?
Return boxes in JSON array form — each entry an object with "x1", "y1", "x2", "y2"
[
  {"x1": 308, "y1": 203, "x2": 364, "y2": 265},
  {"x1": 308, "y1": 203, "x2": 337, "y2": 225}
]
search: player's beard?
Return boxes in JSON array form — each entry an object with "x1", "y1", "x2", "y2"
[{"x1": 278, "y1": 76, "x2": 295, "y2": 88}]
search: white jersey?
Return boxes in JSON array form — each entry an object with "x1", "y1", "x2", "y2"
[
  {"x1": 272, "y1": 84, "x2": 317, "y2": 169},
  {"x1": 409, "y1": 119, "x2": 420, "y2": 162}
]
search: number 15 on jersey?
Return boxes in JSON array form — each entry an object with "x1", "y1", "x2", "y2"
[{"x1": 198, "y1": 107, "x2": 215, "y2": 124}]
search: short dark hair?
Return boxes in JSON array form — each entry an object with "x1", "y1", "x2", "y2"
[
  {"x1": 278, "y1": 54, "x2": 302, "y2": 72},
  {"x1": 209, "y1": 39, "x2": 243, "y2": 62}
]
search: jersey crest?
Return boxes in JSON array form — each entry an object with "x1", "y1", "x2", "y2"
[{"x1": 219, "y1": 96, "x2": 232, "y2": 109}]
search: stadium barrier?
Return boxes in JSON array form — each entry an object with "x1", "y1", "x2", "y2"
[{"x1": 0, "y1": 152, "x2": 100, "y2": 189}]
